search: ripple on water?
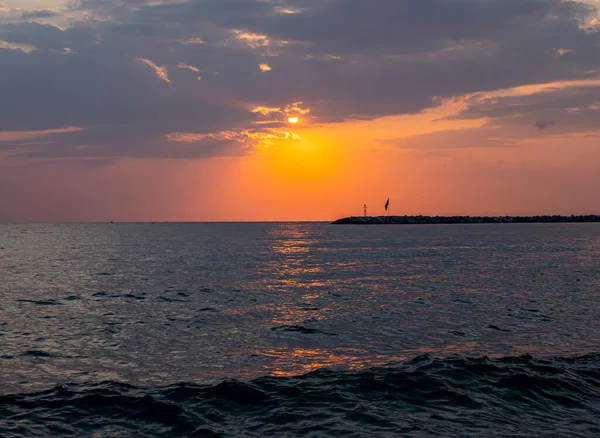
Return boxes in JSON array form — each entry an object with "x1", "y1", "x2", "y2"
[
  {"x1": 487, "y1": 325, "x2": 511, "y2": 332},
  {"x1": 270, "y1": 325, "x2": 339, "y2": 336},
  {"x1": 16, "y1": 300, "x2": 62, "y2": 306},
  {"x1": 20, "y1": 350, "x2": 54, "y2": 358},
  {"x1": 157, "y1": 296, "x2": 187, "y2": 303},
  {"x1": 198, "y1": 307, "x2": 219, "y2": 312}
]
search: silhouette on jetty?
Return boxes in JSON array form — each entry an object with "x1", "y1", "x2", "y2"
[{"x1": 332, "y1": 215, "x2": 600, "y2": 225}]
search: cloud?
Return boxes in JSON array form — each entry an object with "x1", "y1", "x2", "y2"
[
  {"x1": 535, "y1": 120, "x2": 557, "y2": 130},
  {"x1": 553, "y1": 48, "x2": 575, "y2": 58},
  {"x1": 250, "y1": 101, "x2": 310, "y2": 125},
  {"x1": 137, "y1": 58, "x2": 171, "y2": 84},
  {"x1": 285, "y1": 102, "x2": 310, "y2": 116},
  {"x1": 232, "y1": 29, "x2": 269, "y2": 48},
  {"x1": 167, "y1": 0, "x2": 595, "y2": 57},
  {"x1": 182, "y1": 38, "x2": 205, "y2": 45},
  {"x1": 21, "y1": 10, "x2": 59, "y2": 20},
  {"x1": 0, "y1": 126, "x2": 82, "y2": 142},
  {"x1": 438, "y1": 77, "x2": 600, "y2": 137},
  {"x1": 176, "y1": 62, "x2": 200, "y2": 72},
  {"x1": 1, "y1": 0, "x2": 600, "y2": 162},
  {"x1": 166, "y1": 128, "x2": 301, "y2": 150},
  {"x1": 0, "y1": 40, "x2": 37, "y2": 52}
]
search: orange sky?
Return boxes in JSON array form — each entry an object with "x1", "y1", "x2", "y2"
[{"x1": 2, "y1": 92, "x2": 599, "y2": 222}]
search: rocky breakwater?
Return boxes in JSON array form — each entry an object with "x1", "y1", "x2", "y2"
[{"x1": 332, "y1": 215, "x2": 600, "y2": 225}]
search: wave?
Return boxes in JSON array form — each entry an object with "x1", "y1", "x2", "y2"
[{"x1": 2, "y1": 354, "x2": 600, "y2": 437}]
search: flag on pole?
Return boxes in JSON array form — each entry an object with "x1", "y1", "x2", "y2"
[{"x1": 385, "y1": 198, "x2": 390, "y2": 211}]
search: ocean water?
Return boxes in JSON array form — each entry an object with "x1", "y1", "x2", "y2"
[{"x1": 1, "y1": 222, "x2": 600, "y2": 436}]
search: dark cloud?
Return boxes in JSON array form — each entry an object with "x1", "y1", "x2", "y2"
[
  {"x1": 0, "y1": 0, "x2": 599, "y2": 159},
  {"x1": 135, "y1": 0, "x2": 593, "y2": 55},
  {"x1": 535, "y1": 119, "x2": 557, "y2": 130},
  {"x1": 7, "y1": 132, "x2": 249, "y2": 160},
  {"x1": 21, "y1": 10, "x2": 60, "y2": 20}
]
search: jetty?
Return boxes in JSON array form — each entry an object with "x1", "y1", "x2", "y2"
[{"x1": 332, "y1": 215, "x2": 600, "y2": 225}]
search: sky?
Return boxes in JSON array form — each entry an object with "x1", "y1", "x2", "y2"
[{"x1": 1, "y1": 0, "x2": 599, "y2": 222}]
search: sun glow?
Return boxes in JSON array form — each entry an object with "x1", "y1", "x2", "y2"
[{"x1": 288, "y1": 117, "x2": 299, "y2": 124}]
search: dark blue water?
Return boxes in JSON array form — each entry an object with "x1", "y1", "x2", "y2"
[{"x1": 1, "y1": 223, "x2": 600, "y2": 436}]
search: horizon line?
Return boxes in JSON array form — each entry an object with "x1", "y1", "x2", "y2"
[{"x1": 2, "y1": 213, "x2": 600, "y2": 225}]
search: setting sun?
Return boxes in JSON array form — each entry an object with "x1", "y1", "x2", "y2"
[{"x1": 288, "y1": 117, "x2": 299, "y2": 124}]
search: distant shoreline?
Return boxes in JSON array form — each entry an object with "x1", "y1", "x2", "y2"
[{"x1": 332, "y1": 215, "x2": 600, "y2": 225}]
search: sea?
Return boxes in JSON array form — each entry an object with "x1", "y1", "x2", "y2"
[{"x1": 1, "y1": 222, "x2": 600, "y2": 437}]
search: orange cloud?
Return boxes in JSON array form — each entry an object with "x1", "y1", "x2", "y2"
[
  {"x1": 136, "y1": 58, "x2": 171, "y2": 84},
  {"x1": 176, "y1": 62, "x2": 200, "y2": 73},
  {"x1": 232, "y1": 30, "x2": 270, "y2": 48},
  {"x1": 252, "y1": 106, "x2": 281, "y2": 116},
  {"x1": 0, "y1": 40, "x2": 37, "y2": 53},
  {"x1": 165, "y1": 129, "x2": 301, "y2": 150}
]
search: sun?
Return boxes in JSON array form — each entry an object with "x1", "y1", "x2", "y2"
[{"x1": 288, "y1": 117, "x2": 299, "y2": 124}]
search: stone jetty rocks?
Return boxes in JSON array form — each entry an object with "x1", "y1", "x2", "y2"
[{"x1": 332, "y1": 215, "x2": 600, "y2": 225}]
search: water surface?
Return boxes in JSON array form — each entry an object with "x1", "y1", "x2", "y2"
[{"x1": 1, "y1": 223, "x2": 599, "y2": 436}]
